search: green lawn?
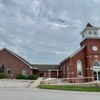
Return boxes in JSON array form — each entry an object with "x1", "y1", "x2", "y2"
[{"x1": 38, "y1": 85, "x2": 100, "y2": 92}]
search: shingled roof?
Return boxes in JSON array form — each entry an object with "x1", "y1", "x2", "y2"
[
  {"x1": 31, "y1": 64, "x2": 61, "y2": 71},
  {"x1": 0, "y1": 48, "x2": 61, "y2": 71}
]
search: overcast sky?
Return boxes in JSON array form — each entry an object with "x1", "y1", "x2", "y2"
[{"x1": 0, "y1": 0, "x2": 100, "y2": 64}]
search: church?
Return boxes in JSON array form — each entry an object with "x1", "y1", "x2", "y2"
[
  {"x1": 60, "y1": 23, "x2": 100, "y2": 82},
  {"x1": 0, "y1": 23, "x2": 100, "y2": 83}
]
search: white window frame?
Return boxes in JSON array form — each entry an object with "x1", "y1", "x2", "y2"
[
  {"x1": 22, "y1": 70, "x2": 26, "y2": 75},
  {"x1": 89, "y1": 31, "x2": 92, "y2": 35},
  {"x1": 94, "y1": 31, "x2": 97, "y2": 35},
  {"x1": 93, "y1": 60, "x2": 100, "y2": 68},
  {"x1": 77, "y1": 60, "x2": 83, "y2": 77},
  {"x1": 7, "y1": 67, "x2": 11, "y2": 75}
]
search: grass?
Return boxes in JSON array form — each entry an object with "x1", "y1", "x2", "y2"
[{"x1": 38, "y1": 85, "x2": 100, "y2": 92}]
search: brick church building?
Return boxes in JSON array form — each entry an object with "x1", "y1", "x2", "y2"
[
  {"x1": 0, "y1": 23, "x2": 100, "y2": 83},
  {"x1": 60, "y1": 23, "x2": 100, "y2": 82}
]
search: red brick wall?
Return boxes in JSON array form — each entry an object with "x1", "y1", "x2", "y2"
[
  {"x1": 61, "y1": 48, "x2": 87, "y2": 83},
  {"x1": 60, "y1": 38, "x2": 100, "y2": 83},
  {"x1": 33, "y1": 70, "x2": 40, "y2": 77},
  {"x1": 0, "y1": 49, "x2": 31, "y2": 78},
  {"x1": 34, "y1": 70, "x2": 61, "y2": 78},
  {"x1": 81, "y1": 38, "x2": 100, "y2": 81}
]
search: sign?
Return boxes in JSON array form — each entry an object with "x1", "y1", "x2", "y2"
[
  {"x1": 10, "y1": 74, "x2": 14, "y2": 77},
  {"x1": 26, "y1": 75, "x2": 28, "y2": 78}
]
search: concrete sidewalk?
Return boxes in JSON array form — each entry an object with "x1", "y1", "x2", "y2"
[{"x1": 30, "y1": 77, "x2": 43, "y2": 88}]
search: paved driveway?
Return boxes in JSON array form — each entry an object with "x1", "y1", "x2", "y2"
[{"x1": 0, "y1": 88, "x2": 100, "y2": 100}]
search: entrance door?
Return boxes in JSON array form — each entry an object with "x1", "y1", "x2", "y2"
[
  {"x1": 40, "y1": 71, "x2": 44, "y2": 77},
  {"x1": 94, "y1": 71, "x2": 97, "y2": 81},
  {"x1": 98, "y1": 71, "x2": 100, "y2": 81},
  {"x1": 93, "y1": 70, "x2": 100, "y2": 81}
]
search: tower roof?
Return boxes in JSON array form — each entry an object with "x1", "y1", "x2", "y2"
[
  {"x1": 80, "y1": 23, "x2": 100, "y2": 35},
  {"x1": 86, "y1": 23, "x2": 93, "y2": 27}
]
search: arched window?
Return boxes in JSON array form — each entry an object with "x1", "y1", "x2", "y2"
[
  {"x1": 93, "y1": 60, "x2": 100, "y2": 67},
  {"x1": 77, "y1": 60, "x2": 83, "y2": 77}
]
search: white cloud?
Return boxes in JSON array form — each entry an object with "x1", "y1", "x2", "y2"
[
  {"x1": 0, "y1": 0, "x2": 100, "y2": 64},
  {"x1": 93, "y1": 0, "x2": 100, "y2": 3}
]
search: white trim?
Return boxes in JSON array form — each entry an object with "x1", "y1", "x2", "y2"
[
  {"x1": 70, "y1": 45, "x2": 86, "y2": 58},
  {"x1": 33, "y1": 67, "x2": 38, "y2": 69},
  {"x1": 77, "y1": 60, "x2": 83, "y2": 77},
  {"x1": 60, "y1": 45, "x2": 86, "y2": 64},
  {"x1": 60, "y1": 57, "x2": 70, "y2": 64},
  {"x1": 48, "y1": 69, "x2": 59, "y2": 71},
  {"x1": 22, "y1": 70, "x2": 26, "y2": 75},
  {"x1": 0, "y1": 48, "x2": 33, "y2": 69},
  {"x1": 93, "y1": 60, "x2": 100, "y2": 66},
  {"x1": 7, "y1": 67, "x2": 11, "y2": 75},
  {"x1": 80, "y1": 27, "x2": 100, "y2": 35}
]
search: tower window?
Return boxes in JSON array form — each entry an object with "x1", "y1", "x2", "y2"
[
  {"x1": 82, "y1": 35, "x2": 84, "y2": 38},
  {"x1": 89, "y1": 31, "x2": 92, "y2": 35},
  {"x1": 94, "y1": 31, "x2": 97, "y2": 35}
]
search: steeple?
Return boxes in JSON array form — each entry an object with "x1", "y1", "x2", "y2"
[
  {"x1": 80, "y1": 23, "x2": 100, "y2": 40},
  {"x1": 86, "y1": 23, "x2": 93, "y2": 27}
]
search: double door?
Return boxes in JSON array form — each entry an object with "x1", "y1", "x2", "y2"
[{"x1": 94, "y1": 70, "x2": 100, "y2": 81}]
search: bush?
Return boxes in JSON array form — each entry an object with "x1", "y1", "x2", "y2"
[
  {"x1": 16, "y1": 74, "x2": 25, "y2": 79},
  {"x1": 29, "y1": 74, "x2": 38, "y2": 80},
  {"x1": 0, "y1": 73, "x2": 5, "y2": 79}
]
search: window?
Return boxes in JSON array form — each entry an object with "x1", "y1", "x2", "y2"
[
  {"x1": 22, "y1": 70, "x2": 26, "y2": 75},
  {"x1": 8, "y1": 67, "x2": 11, "y2": 74},
  {"x1": 89, "y1": 31, "x2": 92, "y2": 35},
  {"x1": 94, "y1": 31, "x2": 97, "y2": 35},
  {"x1": 93, "y1": 60, "x2": 100, "y2": 66},
  {"x1": 77, "y1": 60, "x2": 83, "y2": 77},
  {"x1": 82, "y1": 35, "x2": 84, "y2": 38}
]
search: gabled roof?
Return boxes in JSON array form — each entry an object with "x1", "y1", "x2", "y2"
[
  {"x1": 31, "y1": 64, "x2": 61, "y2": 71},
  {"x1": 0, "y1": 48, "x2": 33, "y2": 69},
  {"x1": 60, "y1": 45, "x2": 86, "y2": 64}
]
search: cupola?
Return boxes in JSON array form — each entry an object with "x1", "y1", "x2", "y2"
[{"x1": 80, "y1": 23, "x2": 100, "y2": 40}]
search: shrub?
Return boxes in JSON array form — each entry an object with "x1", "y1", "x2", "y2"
[
  {"x1": 29, "y1": 74, "x2": 38, "y2": 80},
  {"x1": 0, "y1": 73, "x2": 5, "y2": 79},
  {"x1": 16, "y1": 74, "x2": 25, "y2": 79}
]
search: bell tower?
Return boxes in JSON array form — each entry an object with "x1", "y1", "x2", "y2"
[
  {"x1": 80, "y1": 23, "x2": 100, "y2": 82},
  {"x1": 80, "y1": 23, "x2": 100, "y2": 40}
]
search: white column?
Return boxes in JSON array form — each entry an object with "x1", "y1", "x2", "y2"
[
  {"x1": 48, "y1": 70, "x2": 51, "y2": 78},
  {"x1": 30, "y1": 70, "x2": 33, "y2": 75},
  {"x1": 97, "y1": 70, "x2": 98, "y2": 82},
  {"x1": 57, "y1": 70, "x2": 58, "y2": 78}
]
